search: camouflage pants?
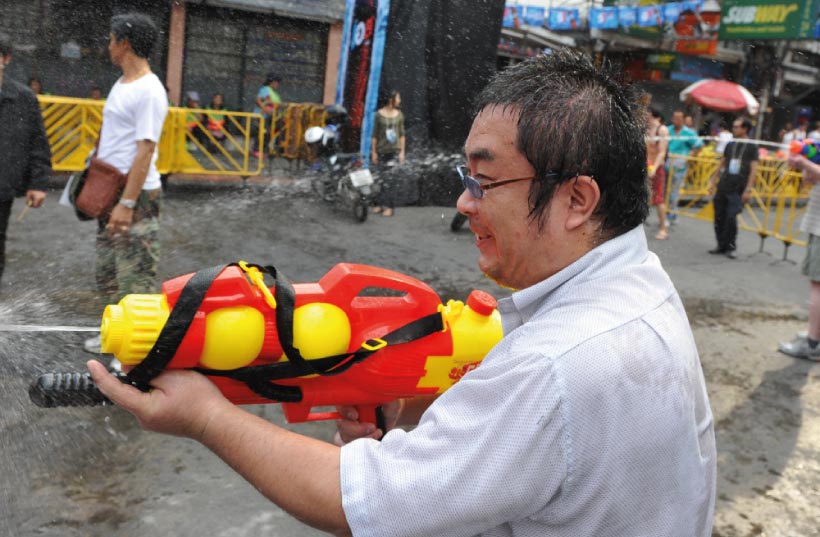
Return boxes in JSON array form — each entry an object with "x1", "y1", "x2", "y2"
[{"x1": 95, "y1": 189, "x2": 161, "y2": 301}]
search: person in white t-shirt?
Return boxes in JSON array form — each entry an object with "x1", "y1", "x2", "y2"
[
  {"x1": 87, "y1": 51, "x2": 716, "y2": 537},
  {"x1": 84, "y1": 12, "x2": 168, "y2": 354}
]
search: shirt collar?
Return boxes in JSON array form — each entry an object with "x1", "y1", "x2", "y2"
[{"x1": 498, "y1": 226, "x2": 649, "y2": 333}]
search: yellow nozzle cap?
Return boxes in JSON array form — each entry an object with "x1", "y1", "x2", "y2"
[{"x1": 101, "y1": 294, "x2": 169, "y2": 364}]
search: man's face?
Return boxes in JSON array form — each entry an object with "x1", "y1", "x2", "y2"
[
  {"x1": 672, "y1": 112, "x2": 684, "y2": 128},
  {"x1": 732, "y1": 120, "x2": 746, "y2": 137},
  {"x1": 108, "y1": 33, "x2": 127, "y2": 66},
  {"x1": 0, "y1": 53, "x2": 10, "y2": 74},
  {"x1": 456, "y1": 106, "x2": 564, "y2": 290}
]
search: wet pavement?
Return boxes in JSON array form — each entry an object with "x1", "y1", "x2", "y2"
[{"x1": 0, "y1": 171, "x2": 818, "y2": 537}]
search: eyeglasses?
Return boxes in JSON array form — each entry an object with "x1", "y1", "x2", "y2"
[
  {"x1": 456, "y1": 165, "x2": 537, "y2": 199},
  {"x1": 456, "y1": 165, "x2": 571, "y2": 199}
]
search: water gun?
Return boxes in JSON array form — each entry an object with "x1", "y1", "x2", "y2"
[
  {"x1": 29, "y1": 262, "x2": 502, "y2": 427},
  {"x1": 790, "y1": 140, "x2": 820, "y2": 164}
]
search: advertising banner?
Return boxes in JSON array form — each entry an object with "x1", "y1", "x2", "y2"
[
  {"x1": 719, "y1": 0, "x2": 820, "y2": 39},
  {"x1": 335, "y1": 0, "x2": 390, "y2": 157},
  {"x1": 523, "y1": 6, "x2": 545, "y2": 27},
  {"x1": 503, "y1": 4, "x2": 523, "y2": 28},
  {"x1": 548, "y1": 8, "x2": 580, "y2": 30},
  {"x1": 637, "y1": 5, "x2": 663, "y2": 27},
  {"x1": 589, "y1": 7, "x2": 619, "y2": 29}
]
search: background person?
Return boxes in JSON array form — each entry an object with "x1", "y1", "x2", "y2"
[
  {"x1": 370, "y1": 89, "x2": 405, "y2": 217},
  {"x1": 0, "y1": 32, "x2": 50, "y2": 287},
  {"x1": 251, "y1": 73, "x2": 281, "y2": 158},
  {"x1": 707, "y1": 117, "x2": 758, "y2": 259},
  {"x1": 87, "y1": 51, "x2": 716, "y2": 536},
  {"x1": 205, "y1": 92, "x2": 227, "y2": 149},
  {"x1": 779, "y1": 154, "x2": 820, "y2": 362},
  {"x1": 666, "y1": 109, "x2": 703, "y2": 225},
  {"x1": 646, "y1": 106, "x2": 669, "y2": 240},
  {"x1": 83, "y1": 12, "x2": 168, "y2": 355}
]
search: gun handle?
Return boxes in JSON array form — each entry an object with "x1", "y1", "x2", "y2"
[{"x1": 355, "y1": 404, "x2": 387, "y2": 435}]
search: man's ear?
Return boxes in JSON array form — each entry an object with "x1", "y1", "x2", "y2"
[{"x1": 564, "y1": 175, "x2": 600, "y2": 231}]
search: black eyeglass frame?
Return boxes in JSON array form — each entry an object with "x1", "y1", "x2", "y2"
[{"x1": 456, "y1": 165, "x2": 571, "y2": 199}]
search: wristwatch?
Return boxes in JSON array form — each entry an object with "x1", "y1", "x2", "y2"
[{"x1": 118, "y1": 198, "x2": 137, "y2": 209}]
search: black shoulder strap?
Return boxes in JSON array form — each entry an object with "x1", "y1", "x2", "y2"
[{"x1": 127, "y1": 264, "x2": 228, "y2": 386}]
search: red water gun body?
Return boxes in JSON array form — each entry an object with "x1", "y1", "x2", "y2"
[{"x1": 31, "y1": 263, "x2": 502, "y2": 427}]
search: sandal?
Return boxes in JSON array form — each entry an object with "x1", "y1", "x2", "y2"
[
  {"x1": 654, "y1": 229, "x2": 668, "y2": 240},
  {"x1": 372, "y1": 206, "x2": 383, "y2": 214},
  {"x1": 382, "y1": 208, "x2": 394, "y2": 217}
]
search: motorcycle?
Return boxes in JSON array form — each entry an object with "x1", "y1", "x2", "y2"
[{"x1": 304, "y1": 106, "x2": 374, "y2": 223}]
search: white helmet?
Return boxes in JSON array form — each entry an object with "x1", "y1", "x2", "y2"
[{"x1": 305, "y1": 126, "x2": 325, "y2": 144}]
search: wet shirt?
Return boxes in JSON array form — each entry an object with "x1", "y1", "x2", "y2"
[
  {"x1": 667, "y1": 124, "x2": 703, "y2": 158},
  {"x1": 718, "y1": 140, "x2": 758, "y2": 194},
  {"x1": 340, "y1": 226, "x2": 717, "y2": 537},
  {"x1": 96, "y1": 73, "x2": 168, "y2": 191},
  {"x1": 372, "y1": 111, "x2": 405, "y2": 156}
]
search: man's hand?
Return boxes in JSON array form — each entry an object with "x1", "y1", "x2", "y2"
[
  {"x1": 106, "y1": 204, "x2": 134, "y2": 236},
  {"x1": 741, "y1": 189, "x2": 752, "y2": 204},
  {"x1": 333, "y1": 400, "x2": 402, "y2": 446},
  {"x1": 25, "y1": 189, "x2": 46, "y2": 208},
  {"x1": 87, "y1": 360, "x2": 230, "y2": 441}
]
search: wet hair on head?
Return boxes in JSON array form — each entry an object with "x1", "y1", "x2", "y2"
[
  {"x1": 472, "y1": 49, "x2": 648, "y2": 236},
  {"x1": 110, "y1": 12, "x2": 158, "y2": 59}
]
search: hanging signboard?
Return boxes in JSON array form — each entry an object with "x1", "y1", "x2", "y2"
[
  {"x1": 589, "y1": 7, "x2": 619, "y2": 29},
  {"x1": 718, "y1": 0, "x2": 820, "y2": 39},
  {"x1": 523, "y1": 6, "x2": 546, "y2": 27},
  {"x1": 336, "y1": 0, "x2": 390, "y2": 157}
]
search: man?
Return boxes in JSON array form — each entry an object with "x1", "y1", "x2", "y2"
[
  {"x1": 779, "y1": 154, "x2": 820, "y2": 361},
  {"x1": 666, "y1": 109, "x2": 703, "y2": 225},
  {"x1": 707, "y1": 118, "x2": 758, "y2": 259},
  {"x1": 87, "y1": 52, "x2": 716, "y2": 535},
  {"x1": 0, "y1": 32, "x2": 50, "y2": 286},
  {"x1": 646, "y1": 106, "x2": 670, "y2": 240},
  {"x1": 84, "y1": 13, "x2": 168, "y2": 353}
]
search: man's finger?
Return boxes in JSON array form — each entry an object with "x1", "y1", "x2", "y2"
[{"x1": 87, "y1": 360, "x2": 148, "y2": 411}]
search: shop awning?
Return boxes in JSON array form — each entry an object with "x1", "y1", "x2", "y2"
[{"x1": 186, "y1": 0, "x2": 345, "y2": 23}]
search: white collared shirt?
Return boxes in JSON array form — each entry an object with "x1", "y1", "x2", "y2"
[{"x1": 341, "y1": 226, "x2": 716, "y2": 537}]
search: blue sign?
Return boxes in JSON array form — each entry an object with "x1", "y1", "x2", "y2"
[
  {"x1": 589, "y1": 7, "x2": 619, "y2": 30},
  {"x1": 618, "y1": 6, "x2": 637, "y2": 27},
  {"x1": 523, "y1": 6, "x2": 545, "y2": 27},
  {"x1": 670, "y1": 54, "x2": 724, "y2": 83},
  {"x1": 548, "y1": 8, "x2": 579, "y2": 30},
  {"x1": 503, "y1": 5, "x2": 523, "y2": 29},
  {"x1": 663, "y1": 2, "x2": 682, "y2": 23},
  {"x1": 637, "y1": 5, "x2": 662, "y2": 27}
]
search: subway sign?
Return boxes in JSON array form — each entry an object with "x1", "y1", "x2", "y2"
[{"x1": 719, "y1": 0, "x2": 820, "y2": 39}]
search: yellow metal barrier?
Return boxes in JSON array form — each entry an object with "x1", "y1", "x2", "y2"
[
  {"x1": 38, "y1": 96, "x2": 325, "y2": 177},
  {"x1": 665, "y1": 147, "x2": 808, "y2": 260},
  {"x1": 267, "y1": 102, "x2": 327, "y2": 160}
]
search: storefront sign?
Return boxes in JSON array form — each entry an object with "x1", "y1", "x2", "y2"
[
  {"x1": 719, "y1": 0, "x2": 820, "y2": 39},
  {"x1": 670, "y1": 54, "x2": 724, "y2": 82},
  {"x1": 645, "y1": 52, "x2": 679, "y2": 71},
  {"x1": 675, "y1": 39, "x2": 719, "y2": 55}
]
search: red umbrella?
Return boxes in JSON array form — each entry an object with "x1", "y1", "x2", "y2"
[{"x1": 679, "y1": 79, "x2": 760, "y2": 115}]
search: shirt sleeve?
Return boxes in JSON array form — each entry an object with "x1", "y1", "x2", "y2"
[
  {"x1": 340, "y1": 350, "x2": 569, "y2": 537},
  {"x1": 134, "y1": 84, "x2": 168, "y2": 143}
]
